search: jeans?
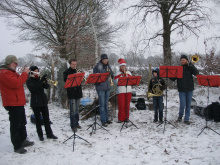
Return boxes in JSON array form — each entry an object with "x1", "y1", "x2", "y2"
[
  {"x1": 179, "y1": 91, "x2": 193, "y2": 121},
  {"x1": 32, "y1": 106, "x2": 53, "y2": 138},
  {"x1": 7, "y1": 106, "x2": 27, "y2": 150},
  {"x1": 97, "y1": 90, "x2": 110, "y2": 123},
  {"x1": 69, "y1": 99, "x2": 80, "y2": 128},
  {"x1": 153, "y1": 96, "x2": 163, "y2": 121}
]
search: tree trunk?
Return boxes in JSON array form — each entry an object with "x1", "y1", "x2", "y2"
[
  {"x1": 162, "y1": 4, "x2": 172, "y2": 66},
  {"x1": 89, "y1": 0, "x2": 99, "y2": 63},
  {"x1": 51, "y1": 60, "x2": 56, "y2": 101}
]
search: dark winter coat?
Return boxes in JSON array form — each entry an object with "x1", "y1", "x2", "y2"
[
  {"x1": 170, "y1": 63, "x2": 199, "y2": 92},
  {"x1": 93, "y1": 61, "x2": 114, "y2": 91},
  {"x1": 26, "y1": 77, "x2": 49, "y2": 107},
  {"x1": 63, "y1": 67, "x2": 82, "y2": 99},
  {"x1": 149, "y1": 69, "x2": 165, "y2": 94},
  {"x1": 0, "y1": 65, "x2": 28, "y2": 107}
]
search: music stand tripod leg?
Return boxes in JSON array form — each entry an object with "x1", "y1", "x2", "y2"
[
  {"x1": 87, "y1": 103, "x2": 109, "y2": 136},
  {"x1": 63, "y1": 101, "x2": 90, "y2": 151},
  {"x1": 157, "y1": 78, "x2": 176, "y2": 132}
]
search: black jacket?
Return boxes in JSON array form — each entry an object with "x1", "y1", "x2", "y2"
[
  {"x1": 63, "y1": 67, "x2": 82, "y2": 99},
  {"x1": 26, "y1": 77, "x2": 49, "y2": 108},
  {"x1": 170, "y1": 64, "x2": 199, "y2": 92}
]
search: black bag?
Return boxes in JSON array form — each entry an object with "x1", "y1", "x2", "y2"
[
  {"x1": 204, "y1": 104, "x2": 214, "y2": 120},
  {"x1": 194, "y1": 105, "x2": 206, "y2": 117},
  {"x1": 135, "y1": 98, "x2": 146, "y2": 110},
  {"x1": 212, "y1": 102, "x2": 220, "y2": 122}
]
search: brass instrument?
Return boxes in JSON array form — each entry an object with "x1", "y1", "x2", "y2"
[
  {"x1": 107, "y1": 66, "x2": 114, "y2": 86},
  {"x1": 76, "y1": 68, "x2": 87, "y2": 82},
  {"x1": 191, "y1": 54, "x2": 199, "y2": 64},
  {"x1": 47, "y1": 79, "x2": 58, "y2": 86},
  {"x1": 147, "y1": 65, "x2": 163, "y2": 99},
  {"x1": 30, "y1": 71, "x2": 58, "y2": 86}
]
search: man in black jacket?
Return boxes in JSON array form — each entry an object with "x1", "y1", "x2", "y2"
[
  {"x1": 171, "y1": 55, "x2": 199, "y2": 125},
  {"x1": 63, "y1": 59, "x2": 82, "y2": 131},
  {"x1": 149, "y1": 68, "x2": 165, "y2": 123}
]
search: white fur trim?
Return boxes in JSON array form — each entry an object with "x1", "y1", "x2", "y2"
[{"x1": 119, "y1": 63, "x2": 126, "y2": 66}]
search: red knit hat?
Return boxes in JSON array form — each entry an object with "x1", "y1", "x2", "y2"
[{"x1": 118, "y1": 58, "x2": 126, "y2": 66}]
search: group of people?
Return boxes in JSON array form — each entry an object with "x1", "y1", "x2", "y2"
[
  {"x1": 0, "y1": 53, "x2": 199, "y2": 154},
  {"x1": 0, "y1": 55, "x2": 57, "y2": 154}
]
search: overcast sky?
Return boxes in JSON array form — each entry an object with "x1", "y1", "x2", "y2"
[{"x1": 0, "y1": 1, "x2": 220, "y2": 63}]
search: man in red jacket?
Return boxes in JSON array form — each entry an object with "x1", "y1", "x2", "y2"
[{"x1": 0, "y1": 55, "x2": 34, "y2": 154}]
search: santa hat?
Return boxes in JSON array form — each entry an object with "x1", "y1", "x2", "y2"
[{"x1": 118, "y1": 58, "x2": 126, "y2": 66}]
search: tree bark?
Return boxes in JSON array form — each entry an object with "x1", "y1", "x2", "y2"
[{"x1": 89, "y1": 0, "x2": 99, "y2": 63}]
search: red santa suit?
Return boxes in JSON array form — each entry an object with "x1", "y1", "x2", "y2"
[{"x1": 114, "y1": 59, "x2": 132, "y2": 122}]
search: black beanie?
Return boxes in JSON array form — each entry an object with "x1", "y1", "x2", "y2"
[
  {"x1": 29, "y1": 65, "x2": 39, "y2": 71},
  {"x1": 101, "y1": 54, "x2": 108, "y2": 60},
  {"x1": 180, "y1": 54, "x2": 188, "y2": 61}
]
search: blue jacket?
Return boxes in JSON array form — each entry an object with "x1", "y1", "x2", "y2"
[{"x1": 93, "y1": 61, "x2": 114, "y2": 91}]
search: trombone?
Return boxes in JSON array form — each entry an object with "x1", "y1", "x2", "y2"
[
  {"x1": 190, "y1": 54, "x2": 199, "y2": 64},
  {"x1": 30, "y1": 71, "x2": 58, "y2": 86}
]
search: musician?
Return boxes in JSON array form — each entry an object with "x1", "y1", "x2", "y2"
[
  {"x1": 63, "y1": 59, "x2": 82, "y2": 131},
  {"x1": 149, "y1": 68, "x2": 165, "y2": 123},
  {"x1": 26, "y1": 66, "x2": 58, "y2": 141},
  {"x1": 0, "y1": 55, "x2": 34, "y2": 154},
  {"x1": 170, "y1": 54, "x2": 199, "y2": 125},
  {"x1": 114, "y1": 59, "x2": 132, "y2": 122},
  {"x1": 93, "y1": 54, "x2": 114, "y2": 127}
]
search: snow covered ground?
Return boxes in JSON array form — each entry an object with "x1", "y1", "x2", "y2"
[{"x1": 0, "y1": 85, "x2": 220, "y2": 165}]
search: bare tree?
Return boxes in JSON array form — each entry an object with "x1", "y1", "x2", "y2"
[
  {"x1": 0, "y1": 0, "x2": 121, "y2": 62},
  {"x1": 126, "y1": 0, "x2": 212, "y2": 65}
]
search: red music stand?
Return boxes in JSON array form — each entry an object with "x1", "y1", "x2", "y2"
[
  {"x1": 64, "y1": 72, "x2": 85, "y2": 88},
  {"x1": 197, "y1": 75, "x2": 220, "y2": 136},
  {"x1": 86, "y1": 72, "x2": 110, "y2": 135},
  {"x1": 85, "y1": 72, "x2": 110, "y2": 84},
  {"x1": 63, "y1": 72, "x2": 90, "y2": 151},
  {"x1": 157, "y1": 66, "x2": 183, "y2": 133},
  {"x1": 118, "y1": 76, "x2": 141, "y2": 132}
]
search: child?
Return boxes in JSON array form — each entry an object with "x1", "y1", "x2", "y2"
[{"x1": 149, "y1": 68, "x2": 165, "y2": 123}]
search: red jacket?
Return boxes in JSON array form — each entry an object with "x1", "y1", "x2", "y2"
[{"x1": 0, "y1": 66, "x2": 28, "y2": 107}]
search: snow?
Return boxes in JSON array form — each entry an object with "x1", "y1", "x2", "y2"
[{"x1": 0, "y1": 86, "x2": 220, "y2": 165}]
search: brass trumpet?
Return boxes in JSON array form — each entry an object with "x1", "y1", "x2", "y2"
[
  {"x1": 30, "y1": 71, "x2": 58, "y2": 86},
  {"x1": 107, "y1": 66, "x2": 114, "y2": 86}
]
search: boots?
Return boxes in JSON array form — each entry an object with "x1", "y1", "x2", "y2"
[
  {"x1": 47, "y1": 134, "x2": 58, "y2": 139},
  {"x1": 14, "y1": 147, "x2": 27, "y2": 154}
]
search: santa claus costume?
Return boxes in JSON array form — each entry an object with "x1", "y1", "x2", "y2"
[{"x1": 114, "y1": 59, "x2": 132, "y2": 122}]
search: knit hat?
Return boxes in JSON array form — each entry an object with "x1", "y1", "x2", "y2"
[
  {"x1": 118, "y1": 58, "x2": 126, "y2": 66},
  {"x1": 29, "y1": 65, "x2": 39, "y2": 72},
  {"x1": 180, "y1": 54, "x2": 188, "y2": 61},
  {"x1": 5, "y1": 55, "x2": 18, "y2": 65},
  {"x1": 101, "y1": 54, "x2": 108, "y2": 60},
  {"x1": 152, "y1": 68, "x2": 159, "y2": 74}
]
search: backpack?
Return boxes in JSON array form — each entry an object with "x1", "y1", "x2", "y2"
[
  {"x1": 135, "y1": 98, "x2": 146, "y2": 110},
  {"x1": 212, "y1": 102, "x2": 220, "y2": 122}
]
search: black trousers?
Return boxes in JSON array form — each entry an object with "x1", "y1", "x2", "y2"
[
  {"x1": 32, "y1": 106, "x2": 53, "y2": 137},
  {"x1": 6, "y1": 106, "x2": 27, "y2": 150}
]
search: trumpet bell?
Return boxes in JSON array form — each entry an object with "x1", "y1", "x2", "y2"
[{"x1": 191, "y1": 54, "x2": 199, "y2": 63}]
